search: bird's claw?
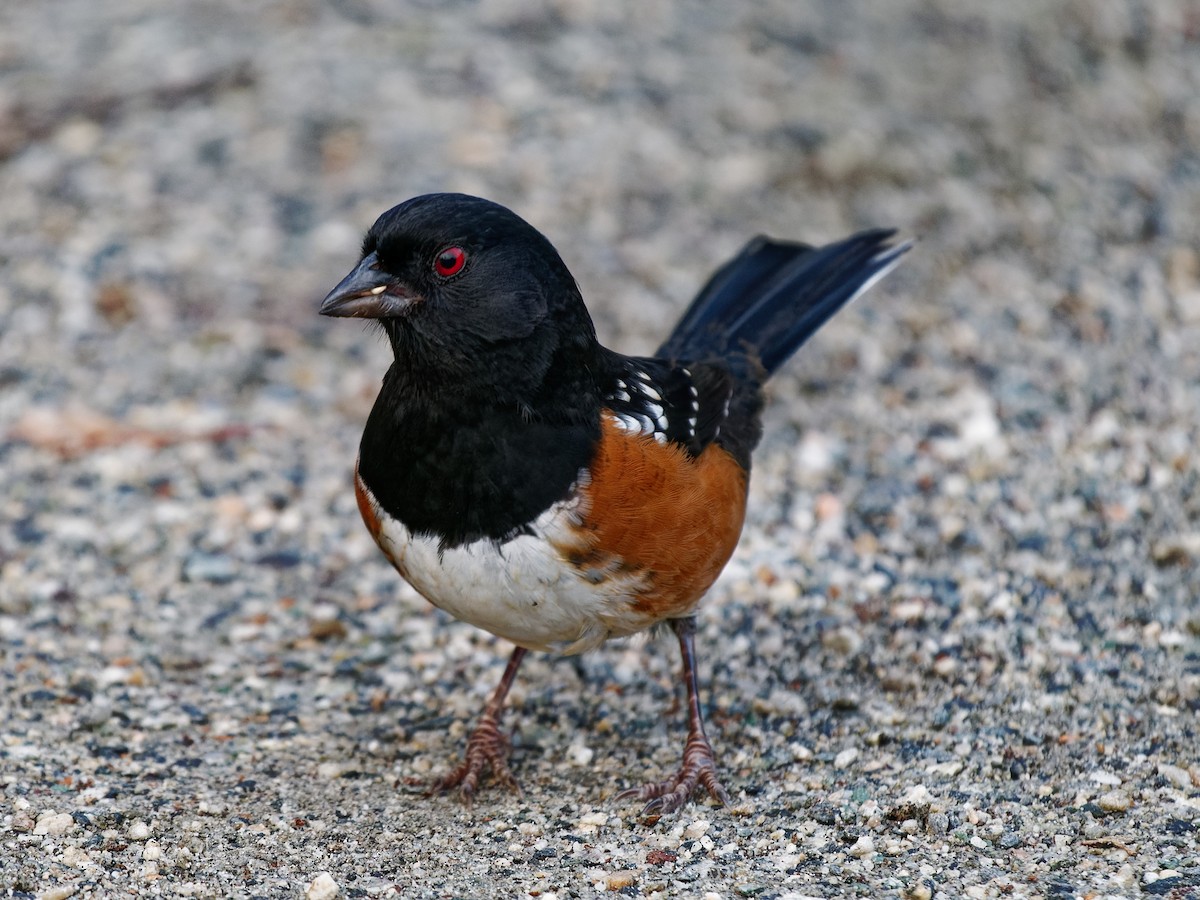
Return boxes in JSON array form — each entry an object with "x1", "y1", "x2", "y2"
[
  {"x1": 427, "y1": 712, "x2": 522, "y2": 804},
  {"x1": 618, "y1": 735, "x2": 729, "y2": 815}
]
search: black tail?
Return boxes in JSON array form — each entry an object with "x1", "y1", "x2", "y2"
[{"x1": 657, "y1": 229, "x2": 909, "y2": 375}]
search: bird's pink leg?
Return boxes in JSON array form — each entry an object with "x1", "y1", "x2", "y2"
[
  {"x1": 429, "y1": 646, "x2": 527, "y2": 804},
  {"x1": 618, "y1": 617, "x2": 730, "y2": 814}
]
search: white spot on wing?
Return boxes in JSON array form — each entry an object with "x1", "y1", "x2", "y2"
[{"x1": 614, "y1": 414, "x2": 642, "y2": 434}]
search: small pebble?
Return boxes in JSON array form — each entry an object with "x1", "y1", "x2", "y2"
[
  {"x1": 849, "y1": 835, "x2": 875, "y2": 858},
  {"x1": 683, "y1": 820, "x2": 711, "y2": 840},
  {"x1": 891, "y1": 599, "x2": 925, "y2": 622},
  {"x1": 1097, "y1": 790, "x2": 1132, "y2": 813},
  {"x1": 1113, "y1": 864, "x2": 1137, "y2": 888},
  {"x1": 1145, "y1": 869, "x2": 1184, "y2": 885},
  {"x1": 932, "y1": 656, "x2": 958, "y2": 677},
  {"x1": 579, "y1": 812, "x2": 609, "y2": 830},
  {"x1": 1158, "y1": 764, "x2": 1192, "y2": 790},
  {"x1": 127, "y1": 821, "x2": 152, "y2": 841},
  {"x1": 33, "y1": 812, "x2": 75, "y2": 836},
  {"x1": 822, "y1": 627, "x2": 862, "y2": 656},
  {"x1": 317, "y1": 762, "x2": 348, "y2": 780},
  {"x1": 305, "y1": 872, "x2": 340, "y2": 900},
  {"x1": 182, "y1": 552, "x2": 236, "y2": 585},
  {"x1": 605, "y1": 872, "x2": 636, "y2": 891}
]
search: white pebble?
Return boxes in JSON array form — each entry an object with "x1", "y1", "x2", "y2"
[
  {"x1": 127, "y1": 820, "x2": 152, "y2": 841},
  {"x1": 1097, "y1": 790, "x2": 1132, "y2": 812},
  {"x1": 822, "y1": 626, "x2": 862, "y2": 656},
  {"x1": 932, "y1": 655, "x2": 958, "y2": 677},
  {"x1": 577, "y1": 812, "x2": 608, "y2": 831},
  {"x1": 31, "y1": 811, "x2": 73, "y2": 840},
  {"x1": 790, "y1": 744, "x2": 814, "y2": 762},
  {"x1": 835, "y1": 747, "x2": 859, "y2": 768},
  {"x1": 849, "y1": 834, "x2": 875, "y2": 857},
  {"x1": 683, "y1": 819, "x2": 711, "y2": 840},
  {"x1": 928, "y1": 760, "x2": 964, "y2": 777},
  {"x1": 33, "y1": 812, "x2": 75, "y2": 836},
  {"x1": 1146, "y1": 869, "x2": 1184, "y2": 885},
  {"x1": 38, "y1": 885, "x2": 77, "y2": 900},
  {"x1": 305, "y1": 872, "x2": 340, "y2": 900},
  {"x1": 891, "y1": 599, "x2": 925, "y2": 622},
  {"x1": 1113, "y1": 864, "x2": 1137, "y2": 888},
  {"x1": 902, "y1": 784, "x2": 932, "y2": 804},
  {"x1": 1157, "y1": 763, "x2": 1192, "y2": 789}
]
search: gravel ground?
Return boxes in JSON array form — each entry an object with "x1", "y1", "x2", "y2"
[{"x1": 2, "y1": 1, "x2": 1199, "y2": 898}]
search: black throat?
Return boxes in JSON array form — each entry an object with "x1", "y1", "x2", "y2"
[{"x1": 356, "y1": 326, "x2": 605, "y2": 549}]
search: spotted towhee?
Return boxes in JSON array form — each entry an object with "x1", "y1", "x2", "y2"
[{"x1": 321, "y1": 193, "x2": 907, "y2": 813}]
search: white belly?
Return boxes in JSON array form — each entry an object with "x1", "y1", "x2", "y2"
[{"x1": 357, "y1": 475, "x2": 648, "y2": 654}]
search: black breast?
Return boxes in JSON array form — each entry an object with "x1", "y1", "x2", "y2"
[{"x1": 357, "y1": 380, "x2": 600, "y2": 550}]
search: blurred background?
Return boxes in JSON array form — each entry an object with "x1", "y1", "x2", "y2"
[{"x1": 1, "y1": 1, "x2": 1198, "y2": 896}]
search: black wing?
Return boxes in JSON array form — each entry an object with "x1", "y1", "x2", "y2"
[{"x1": 602, "y1": 355, "x2": 735, "y2": 458}]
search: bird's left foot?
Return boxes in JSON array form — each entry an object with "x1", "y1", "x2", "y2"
[
  {"x1": 617, "y1": 730, "x2": 730, "y2": 815},
  {"x1": 427, "y1": 710, "x2": 522, "y2": 805},
  {"x1": 425, "y1": 646, "x2": 527, "y2": 806}
]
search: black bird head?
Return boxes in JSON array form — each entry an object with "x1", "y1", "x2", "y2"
[
  {"x1": 326, "y1": 195, "x2": 607, "y2": 544},
  {"x1": 321, "y1": 194, "x2": 600, "y2": 406}
]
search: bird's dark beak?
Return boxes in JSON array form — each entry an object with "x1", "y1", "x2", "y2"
[{"x1": 319, "y1": 252, "x2": 420, "y2": 318}]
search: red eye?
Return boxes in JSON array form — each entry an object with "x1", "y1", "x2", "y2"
[{"x1": 434, "y1": 246, "x2": 467, "y2": 278}]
